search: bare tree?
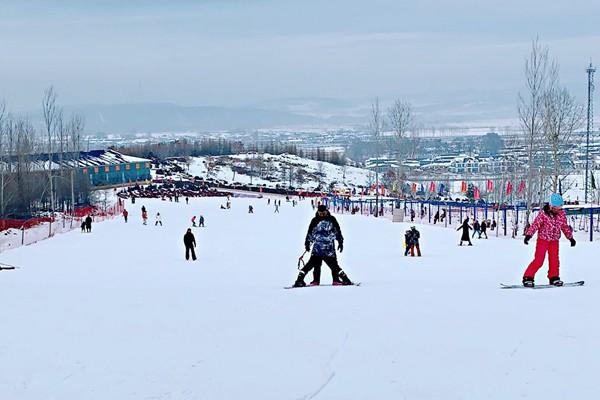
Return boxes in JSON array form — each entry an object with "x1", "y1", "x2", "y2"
[
  {"x1": 543, "y1": 68, "x2": 585, "y2": 193},
  {"x1": 388, "y1": 99, "x2": 414, "y2": 195},
  {"x1": 42, "y1": 87, "x2": 58, "y2": 233},
  {"x1": 369, "y1": 98, "x2": 384, "y2": 216},
  {"x1": 518, "y1": 38, "x2": 549, "y2": 223},
  {"x1": 316, "y1": 161, "x2": 325, "y2": 189},
  {"x1": 388, "y1": 99, "x2": 413, "y2": 158},
  {"x1": 0, "y1": 101, "x2": 6, "y2": 216}
]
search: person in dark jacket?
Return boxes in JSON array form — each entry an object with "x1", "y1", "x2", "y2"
[
  {"x1": 183, "y1": 228, "x2": 197, "y2": 261},
  {"x1": 292, "y1": 205, "x2": 353, "y2": 287},
  {"x1": 433, "y1": 211, "x2": 440, "y2": 224},
  {"x1": 472, "y1": 220, "x2": 481, "y2": 238},
  {"x1": 409, "y1": 226, "x2": 421, "y2": 256},
  {"x1": 404, "y1": 230, "x2": 412, "y2": 256},
  {"x1": 85, "y1": 215, "x2": 92, "y2": 233},
  {"x1": 457, "y1": 218, "x2": 473, "y2": 246},
  {"x1": 480, "y1": 220, "x2": 488, "y2": 239}
]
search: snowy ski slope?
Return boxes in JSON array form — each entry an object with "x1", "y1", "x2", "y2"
[{"x1": 0, "y1": 196, "x2": 598, "y2": 399}]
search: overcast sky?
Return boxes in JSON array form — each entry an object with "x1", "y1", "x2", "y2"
[{"x1": 1, "y1": 0, "x2": 599, "y2": 112}]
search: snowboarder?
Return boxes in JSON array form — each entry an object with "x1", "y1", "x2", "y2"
[
  {"x1": 155, "y1": 212, "x2": 162, "y2": 226},
  {"x1": 248, "y1": 205, "x2": 254, "y2": 214},
  {"x1": 183, "y1": 228, "x2": 197, "y2": 261},
  {"x1": 292, "y1": 204, "x2": 353, "y2": 287},
  {"x1": 85, "y1": 215, "x2": 92, "y2": 233},
  {"x1": 198, "y1": 215, "x2": 205, "y2": 227},
  {"x1": 122, "y1": 209, "x2": 128, "y2": 223},
  {"x1": 522, "y1": 193, "x2": 576, "y2": 287},
  {"x1": 457, "y1": 218, "x2": 473, "y2": 246},
  {"x1": 409, "y1": 226, "x2": 421, "y2": 256}
]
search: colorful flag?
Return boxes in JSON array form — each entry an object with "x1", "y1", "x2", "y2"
[
  {"x1": 429, "y1": 181, "x2": 436, "y2": 193},
  {"x1": 506, "y1": 181, "x2": 513, "y2": 195},
  {"x1": 411, "y1": 183, "x2": 417, "y2": 193},
  {"x1": 486, "y1": 180, "x2": 493, "y2": 192},
  {"x1": 518, "y1": 180, "x2": 526, "y2": 194},
  {"x1": 474, "y1": 186, "x2": 480, "y2": 200},
  {"x1": 461, "y1": 181, "x2": 467, "y2": 193}
]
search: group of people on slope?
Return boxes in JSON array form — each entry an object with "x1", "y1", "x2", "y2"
[{"x1": 80, "y1": 215, "x2": 93, "y2": 233}]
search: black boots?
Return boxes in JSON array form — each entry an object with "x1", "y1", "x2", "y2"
[
  {"x1": 522, "y1": 276, "x2": 534, "y2": 288},
  {"x1": 293, "y1": 271, "x2": 307, "y2": 287},
  {"x1": 549, "y1": 277, "x2": 564, "y2": 286}
]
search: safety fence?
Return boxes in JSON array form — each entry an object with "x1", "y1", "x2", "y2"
[
  {"x1": 324, "y1": 197, "x2": 600, "y2": 242},
  {"x1": 0, "y1": 203, "x2": 125, "y2": 253}
]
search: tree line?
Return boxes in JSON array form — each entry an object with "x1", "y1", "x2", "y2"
[
  {"x1": 116, "y1": 139, "x2": 347, "y2": 166},
  {"x1": 0, "y1": 87, "x2": 90, "y2": 220}
]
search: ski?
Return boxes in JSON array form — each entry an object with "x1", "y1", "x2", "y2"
[
  {"x1": 500, "y1": 281, "x2": 584, "y2": 289},
  {"x1": 284, "y1": 282, "x2": 361, "y2": 289},
  {"x1": 0, "y1": 263, "x2": 18, "y2": 271}
]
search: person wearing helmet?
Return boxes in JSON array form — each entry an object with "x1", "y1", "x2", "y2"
[
  {"x1": 522, "y1": 193, "x2": 576, "y2": 287},
  {"x1": 292, "y1": 204, "x2": 353, "y2": 287}
]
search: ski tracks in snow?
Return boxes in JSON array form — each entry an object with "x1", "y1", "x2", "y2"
[{"x1": 296, "y1": 332, "x2": 349, "y2": 400}]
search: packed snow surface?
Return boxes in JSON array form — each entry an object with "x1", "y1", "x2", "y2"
[{"x1": 1, "y1": 196, "x2": 598, "y2": 399}]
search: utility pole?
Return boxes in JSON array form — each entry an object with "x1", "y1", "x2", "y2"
[{"x1": 585, "y1": 62, "x2": 596, "y2": 204}]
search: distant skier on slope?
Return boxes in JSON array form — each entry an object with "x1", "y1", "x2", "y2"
[
  {"x1": 183, "y1": 228, "x2": 197, "y2": 261},
  {"x1": 408, "y1": 226, "x2": 421, "y2": 256},
  {"x1": 85, "y1": 215, "x2": 92, "y2": 232},
  {"x1": 522, "y1": 193, "x2": 575, "y2": 287},
  {"x1": 457, "y1": 218, "x2": 473, "y2": 246},
  {"x1": 292, "y1": 204, "x2": 353, "y2": 287}
]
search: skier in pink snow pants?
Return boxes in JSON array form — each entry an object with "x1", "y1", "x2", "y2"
[{"x1": 522, "y1": 193, "x2": 575, "y2": 287}]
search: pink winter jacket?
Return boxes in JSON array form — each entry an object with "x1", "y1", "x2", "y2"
[{"x1": 526, "y1": 208, "x2": 573, "y2": 242}]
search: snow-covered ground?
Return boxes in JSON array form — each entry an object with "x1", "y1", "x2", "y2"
[
  {"x1": 1, "y1": 196, "x2": 598, "y2": 399},
  {"x1": 188, "y1": 153, "x2": 373, "y2": 190}
]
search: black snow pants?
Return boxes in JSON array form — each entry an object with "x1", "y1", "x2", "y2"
[
  {"x1": 301, "y1": 255, "x2": 342, "y2": 283},
  {"x1": 185, "y1": 245, "x2": 197, "y2": 261}
]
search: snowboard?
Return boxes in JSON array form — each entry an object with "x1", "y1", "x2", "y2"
[
  {"x1": 284, "y1": 282, "x2": 361, "y2": 289},
  {"x1": 0, "y1": 263, "x2": 18, "y2": 271},
  {"x1": 500, "y1": 281, "x2": 584, "y2": 289}
]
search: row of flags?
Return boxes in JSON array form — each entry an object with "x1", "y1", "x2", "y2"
[{"x1": 337, "y1": 173, "x2": 599, "y2": 197}]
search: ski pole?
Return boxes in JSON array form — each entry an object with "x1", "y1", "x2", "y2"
[{"x1": 297, "y1": 250, "x2": 307, "y2": 270}]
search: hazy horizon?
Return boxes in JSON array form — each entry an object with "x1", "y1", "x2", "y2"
[{"x1": 1, "y1": 0, "x2": 599, "y2": 123}]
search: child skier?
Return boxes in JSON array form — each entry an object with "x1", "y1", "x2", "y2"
[
  {"x1": 522, "y1": 193, "x2": 576, "y2": 287},
  {"x1": 404, "y1": 229, "x2": 412, "y2": 256}
]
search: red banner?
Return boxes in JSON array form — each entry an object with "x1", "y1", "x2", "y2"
[
  {"x1": 429, "y1": 181, "x2": 436, "y2": 193},
  {"x1": 461, "y1": 181, "x2": 467, "y2": 193},
  {"x1": 411, "y1": 183, "x2": 417, "y2": 193},
  {"x1": 506, "y1": 181, "x2": 513, "y2": 195},
  {"x1": 486, "y1": 180, "x2": 493, "y2": 192},
  {"x1": 474, "y1": 186, "x2": 480, "y2": 200},
  {"x1": 518, "y1": 180, "x2": 526, "y2": 194}
]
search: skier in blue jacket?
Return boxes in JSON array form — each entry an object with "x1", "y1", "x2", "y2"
[{"x1": 292, "y1": 205, "x2": 353, "y2": 287}]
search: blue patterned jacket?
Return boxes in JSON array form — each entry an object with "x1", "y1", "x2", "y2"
[{"x1": 304, "y1": 212, "x2": 344, "y2": 257}]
